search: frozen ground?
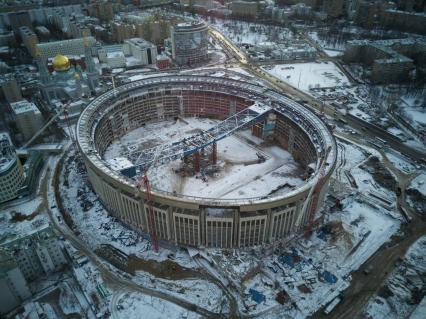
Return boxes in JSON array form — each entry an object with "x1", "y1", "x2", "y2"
[
  {"x1": 262, "y1": 62, "x2": 350, "y2": 92},
  {"x1": 113, "y1": 291, "x2": 201, "y2": 319},
  {"x1": 104, "y1": 117, "x2": 305, "y2": 199},
  {"x1": 363, "y1": 236, "x2": 426, "y2": 319}
]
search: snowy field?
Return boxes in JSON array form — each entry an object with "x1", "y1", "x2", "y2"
[
  {"x1": 104, "y1": 118, "x2": 305, "y2": 199},
  {"x1": 262, "y1": 62, "x2": 350, "y2": 92}
]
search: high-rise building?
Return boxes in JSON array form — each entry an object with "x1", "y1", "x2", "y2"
[
  {"x1": 9, "y1": 99, "x2": 44, "y2": 141},
  {"x1": 124, "y1": 38, "x2": 157, "y2": 65},
  {"x1": 0, "y1": 220, "x2": 67, "y2": 314},
  {"x1": 111, "y1": 22, "x2": 134, "y2": 43},
  {"x1": 0, "y1": 132, "x2": 25, "y2": 203},
  {"x1": 19, "y1": 26, "x2": 38, "y2": 57},
  {"x1": 0, "y1": 222, "x2": 67, "y2": 282},
  {"x1": 88, "y1": 1, "x2": 115, "y2": 21},
  {"x1": 381, "y1": 10, "x2": 426, "y2": 35},
  {"x1": 230, "y1": 1, "x2": 259, "y2": 18},
  {"x1": 0, "y1": 251, "x2": 31, "y2": 315},
  {"x1": 171, "y1": 21, "x2": 209, "y2": 66},
  {"x1": 8, "y1": 11, "x2": 32, "y2": 33},
  {"x1": 323, "y1": 0, "x2": 345, "y2": 18},
  {"x1": 0, "y1": 74, "x2": 22, "y2": 103}
]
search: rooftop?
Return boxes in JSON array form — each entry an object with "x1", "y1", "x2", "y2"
[
  {"x1": 10, "y1": 99, "x2": 41, "y2": 115},
  {"x1": 0, "y1": 132, "x2": 16, "y2": 172},
  {"x1": 125, "y1": 37, "x2": 155, "y2": 49}
]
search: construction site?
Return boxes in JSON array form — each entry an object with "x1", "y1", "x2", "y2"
[{"x1": 76, "y1": 70, "x2": 337, "y2": 251}]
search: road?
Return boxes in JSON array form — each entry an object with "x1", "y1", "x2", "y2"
[{"x1": 209, "y1": 26, "x2": 426, "y2": 318}]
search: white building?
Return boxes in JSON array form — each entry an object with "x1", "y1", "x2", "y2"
[
  {"x1": 124, "y1": 38, "x2": 157, "y2": 65},
  {"x1": 105, "y1": 51, "x2": 126, "y2": 68},
  {"x1": 36, "y1": 37, "x2": 96, "y2": 59},
  {"x1": 0, "y1": 132, "x2": 24, "y2": 203},
  {"x1": 9, "y1": 99, "x2": 43, "y2": 141}
]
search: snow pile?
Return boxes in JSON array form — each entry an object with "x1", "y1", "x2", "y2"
[
  {"x1": 406, "y1": 173, "x2": 426, "y2": 215},
  {"x1": 363, "y1": 236, "x2": 426, "y2": 319}
]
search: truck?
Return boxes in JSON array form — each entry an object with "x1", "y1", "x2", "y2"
[{"x1": 323, "y1": 296, "x2": 342, "y2": 315}]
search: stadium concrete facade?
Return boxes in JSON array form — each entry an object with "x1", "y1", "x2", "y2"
[{"x1": 76, "y1": 73, "x2": 337, "y2": 249}]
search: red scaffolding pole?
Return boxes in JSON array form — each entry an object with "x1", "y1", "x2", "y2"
[
  {"x1": 193, "y1": 151, "x2": 200, "y2": 173},
  {"x1": 212, "y1": 143, "x2": 217, "y2": 164},
  {"x1": 140, "y1": 172, "x2": 159, "y2": 252}
]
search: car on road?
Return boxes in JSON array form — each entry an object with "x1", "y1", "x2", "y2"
[{"x1": 363, "y1": 265, "x2": 373, "y2": 275}]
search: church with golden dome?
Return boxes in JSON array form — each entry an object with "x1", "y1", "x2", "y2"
[
  {"x1": 37, "y1": 45, "x2": 99, "y2": 105},
  {"x1": 52, "y1": 54, "x2": 71, "y2": 71}
]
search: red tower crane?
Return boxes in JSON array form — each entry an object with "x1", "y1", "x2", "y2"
[
  {"x1": 137, "y1": 170, "x2": 159, "y2": 252},
  {"x1": 304, "y1": 147, "x2": 331, "y2": 238}
]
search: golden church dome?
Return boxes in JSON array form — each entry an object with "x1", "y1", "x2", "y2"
[{"x1": 52, "y1": 54, "x2": 70, "y2": 71}]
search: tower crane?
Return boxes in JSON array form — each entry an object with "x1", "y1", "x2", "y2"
[
  {"x1": 135, "y1": 145, "x2": 168, "y2": 253},
  {"x1": 294, "y1": 147, "x2": 331, "y2": 238}
]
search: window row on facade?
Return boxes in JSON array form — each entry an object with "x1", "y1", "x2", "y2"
[{"x1": 87, "y1": 167, "x2": 310, "y2": 249}]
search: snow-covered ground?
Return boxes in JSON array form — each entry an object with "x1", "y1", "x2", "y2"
[
  {"x1": 262, "y1": 62, "x2": 350, "y2": 92},
  {"x1": 363, "y1": 236, "x2": 426, "y2": 319},
  {"x1": 406, "y1": 173, "x2": 426, "y2": 214},
  {"x1": 409, "y1": 173, "x2": 426, "y2": 197},
  {"x1": 307, "y1": 31, "x2": 346, "y2": 52},
  {"x1": 56, "y1": 126, "x2": 407, "y2": 318},
  {"x1": 114, "y1": 291, "x2": 200, "y2": 319},
  {"x1": 210, "y1": 17, "x2": 293, "y2": 46},
  {"x1": 60, "y1": 154, "x2": 227, "y2": 314},
  {"x1": 207, "y1": 195, "x2": 401, "y2": 317},
  {"x1": 400, "y1": 94, "x2": 426, "y2": 131},
  {"x1": 385, "y1": 151, "x2": 418, "y2": 174},
  {"x1": 104, "y1": 118, "x2": 304, "y2": 199},
  {"x1": 0, "y1": 197, "x2": 47, "y2": 242}
]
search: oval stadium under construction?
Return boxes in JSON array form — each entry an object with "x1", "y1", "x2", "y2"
[{"x1": 76, "y1": 71, "x2": 337, "y2": 249}]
